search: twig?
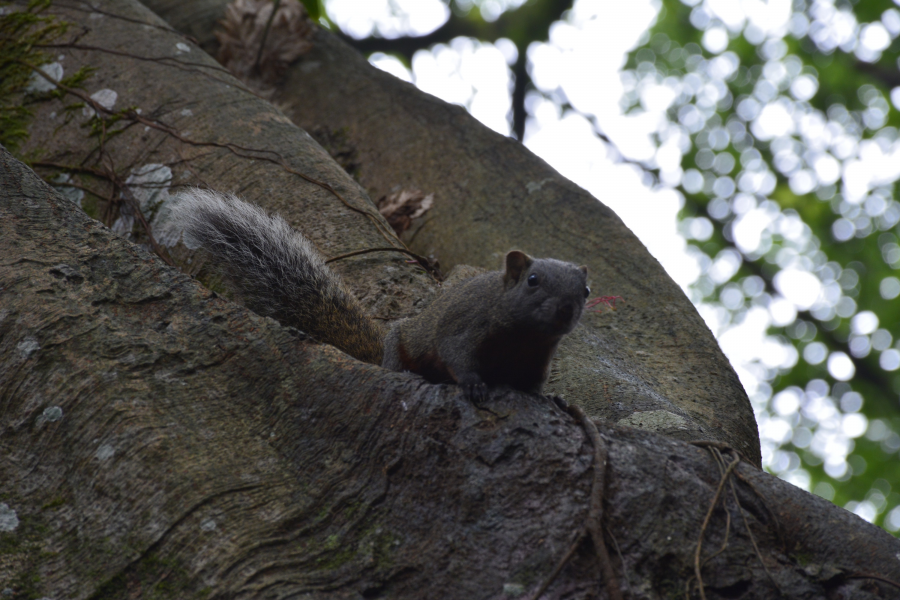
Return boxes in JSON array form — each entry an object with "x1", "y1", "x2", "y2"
[
  {"x1": 605, "y1": 523, "x2": 633, "y2": 598},
  {"x1": 120, "y1": 186, "x2": 176, "y2": 267},
  {"x1": 698, "y1": 448, "x2": 732, "y2": 567},
  {"x1": 54, "y1": 0, "x2": 183, "y2": 35},
  {"x1": 35, "y1": 42, "x2": 235, "y2": 75},
  {"x1": 732, "y1": 469, "x2": 784, "y2": 550},
  {"x1": 529, "y1": 530, "x2": 586, "y2": 600},
  {"x1": 529, "y1": 405, "x2": 622, "y2": 600},
  {"x1": 30, "y1": 158, "x2": 175, "y2": 267},
  {"x1": 727, "y1": 474, "x2": 779, "y2": 592},
  {"x1": 701, "y1": 507, "x2": 731, "y2": 567},
  {"x1": 323, "y1": 247, "x2": 439, "y2": 277},
  {"x1": 845, "y1": 573, "x2": 900, "y2": 590},
  {"x1": 254, "y1": 0, "x2": 281, "y2": 70},
  {"x1": 23, "y1": 60, "x2": 405, "y2": 253},
  {"x1": 690, "y1": 440, "x2": 741, "y2": 456},
  {"x1": 693, "y1": 454, "x2": 740, "y2": 600},
  {"x1": 569, "y1": 405, "x2": 622, "y2": 600}
]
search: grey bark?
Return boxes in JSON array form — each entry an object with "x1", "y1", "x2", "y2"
[
  {"x1": 2, "y1": 145, "x2": 899, "y2": 600},
  {"x1": 142, "y1": 0, "x2": 761, "y2": 466},
  {"x1": 17, "y1": 0, "x2": 435, "y2": 325},
  {"x1": 5, "y1": 3, "x2": 897, "y2": 598}
]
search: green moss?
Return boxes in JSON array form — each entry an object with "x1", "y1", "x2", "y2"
[
  {"x1": 0, "y1": 0, "x2": 71, "y2": 153},
  {"x1": 3, "y1": 564, "x2": 43, "y2": 600},
  {"x1": 90, "y1": 552, "x2": 208, "y2": 600},
  {"x1": 315, "y1": 543, "x2": 358, "y2": 571},
  {"x1": 0, "y1": 510, "x2": 48, "y2": 599},
  {"x1": 312, "y1": 522, "x2": 401, "y2": 573},
  {"x1": 790, "y1": 551, "x2": 814, "y2": 567},
  {"x1": 370, "y1": 530, "x2": 399, "y2": 570},
  {"x1": 55, "y1": 64, "x2": 94, "y2": 94},
  {"x1": 40, "y1": 496, "x2": 66, "y2": 510}
]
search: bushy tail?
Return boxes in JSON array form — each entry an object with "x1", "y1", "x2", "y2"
[{"x1": 172, "y1": 189, "x2": 384, "y2": 364}]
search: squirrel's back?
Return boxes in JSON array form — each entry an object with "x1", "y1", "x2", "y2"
[{"x1": 172, "y1": 189, "x2": 383, "y2": 364}]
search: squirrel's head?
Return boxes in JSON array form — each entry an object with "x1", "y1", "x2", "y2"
[{"x1": 502, "y1": 250, "x2": 589, "y2": 336}]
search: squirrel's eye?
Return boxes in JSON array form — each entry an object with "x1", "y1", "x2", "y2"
[
  {"x1": 584, "y1": 286, "x2": 591, "y2": 298},
  {"x1": 527, "y1": 273, "x2": 539, "y2": 287}
]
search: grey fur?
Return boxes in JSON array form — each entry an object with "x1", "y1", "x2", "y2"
[
  {"x1": 171, "y1": 189, "x2": 384, "y2": 363},
  {"x1": 382, "y1": 250, "x2": 589, "y2": 399}
]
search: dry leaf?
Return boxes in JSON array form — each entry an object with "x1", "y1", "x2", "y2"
[
  {"x1": 216, "y1": 0, "x2": 314, "y2": 95},
  {"x1": 376, "y1": 189, "x2": 434, "y2": 236}
]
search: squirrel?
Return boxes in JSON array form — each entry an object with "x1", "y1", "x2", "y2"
[{"x1": 172, "y1": 189, "x2": 590, "y2": 399}]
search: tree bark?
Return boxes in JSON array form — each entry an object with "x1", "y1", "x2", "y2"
[
  {"x1": 2, "y1": 143, "x2": 899, "y2": 600},
  {"x1": 6, "y1": 3, "x2": 900, "y2": 597},
  {"x1": 142, "y1": 0, "x2": 762, "y2": 465},
  {"x1": 15, "y1": 0, "x2": 435, "y2": 324}
]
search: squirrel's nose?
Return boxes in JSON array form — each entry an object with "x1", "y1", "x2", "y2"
[{"x1": 556, "y1": 303, "x2": 574, "y2": 323}]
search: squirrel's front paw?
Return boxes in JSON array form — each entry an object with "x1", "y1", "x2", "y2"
[{"x1": 462, "y1": 382, "x2": 489, "y2": 403}]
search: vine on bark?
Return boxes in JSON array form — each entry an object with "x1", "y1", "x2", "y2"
[
  {"x1": 531, "y1": 404, "x2": 623, "y2": 600},
  {"x1": 17, "y1": 21, "x2": 428, "y2": 273}
]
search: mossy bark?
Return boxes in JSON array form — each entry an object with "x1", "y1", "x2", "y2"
[
  {"x1": 5, "y1": 3, "x2": 898, "y2": 597},
  {"x1": 2, "y1": 144, "x2": 899, "y2": 600},
  {"x1": 12, "y1": 0, "x2": 434, "y2": 326}
]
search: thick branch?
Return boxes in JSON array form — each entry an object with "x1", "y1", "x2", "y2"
[
  {"x1": 2, "y1": 145, "x2": 899, "y2": 600},
  {"x1": 16, "y1": 0, "x2": 435, "y2": 325}
]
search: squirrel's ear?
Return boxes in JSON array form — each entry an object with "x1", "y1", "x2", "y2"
[
  {"x1": 579, "y1": 265, "x2": 588, "y2": 276},
  {"x1": 504, "y1": 250, "x2": 533, "y2": 285}
]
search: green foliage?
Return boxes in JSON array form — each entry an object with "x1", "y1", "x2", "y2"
[
  {"x1": 625, "y1": 0, "x2": 900, "y2": 533},
  {"x1": 298, "y1": 0, "x2": 325, "y2": 21},
  {"x1": 0, "y1": 0, "x2": 69, "y2": 153}
]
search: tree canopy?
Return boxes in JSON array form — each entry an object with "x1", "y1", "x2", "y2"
[{"x1": 623, "y1": 0, "x2": 900, "y2": 535}]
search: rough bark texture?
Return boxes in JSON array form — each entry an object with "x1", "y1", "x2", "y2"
[
  {"x1": 142, "y1": 0, "x2": 762, "y2": 466},
  {"x1": 16, "y1": 0, "x2": 435, "y2": 326},
  {"x1": 2, "y1": 144, "x2": 899, "y2": 600}
]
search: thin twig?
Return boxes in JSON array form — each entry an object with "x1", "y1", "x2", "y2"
[
  {"x1": 845, "y1": 573, "x2": 900, "y2": 590},
  {"x1": 529, "y1": 530, "x2": 586, "y2": 600},
  {"x1": 529, "y1": 406, "x2": 622, "y2": 600},
  {"x1": 323, "y1": 247, "x2": 438, "y2": 277},
  {"x1": 568, "y1": 405, "x2": 623, "y2": 600},
  {"x1": 254, "y1": 0, "x2": 281, "y2": 70},
  {"x1": 23, "y1": 60, "x2": 404, "y2": 252},
  {"x1": 727, "y1": 474, "x2": 779, "y2": 592},
  {"x1": 698, "y1": 448, "x2": 733, "y2": 568},
  {"x1": 693, "y1": 454, "x2": 740, "y2": 600},
  {"x1": 732, "y1": 470, "x2": 784, "y2": 550},
  {"x1": 605, "y1": 523, "x2": 633, "y2": 598},
  {"x1": 35, "y1": 42, "x2": 235, "y2": 75},
  {"x1": 701, "y1": 508, "x2": 731, "y2": 567},
  {"x1": 54, "y1": 0, "x2": 183, "y2": 35},
  {"x1": 120, "y1": 187, "x2": 176, "y2": 267}
]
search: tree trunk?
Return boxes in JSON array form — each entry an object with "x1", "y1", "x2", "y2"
[
  {"x1": 14, "y1": 0, "x2": 435, "y2": 324},
  {"x1": 4, "y1": 2, "x2": 900, "y2": 598},
  {"x1": 143, "y1": 0, "x2": 761, "y2": 465},
  {"x1": 2, "y1": 147, "x2": 899, "y2": 599}
]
